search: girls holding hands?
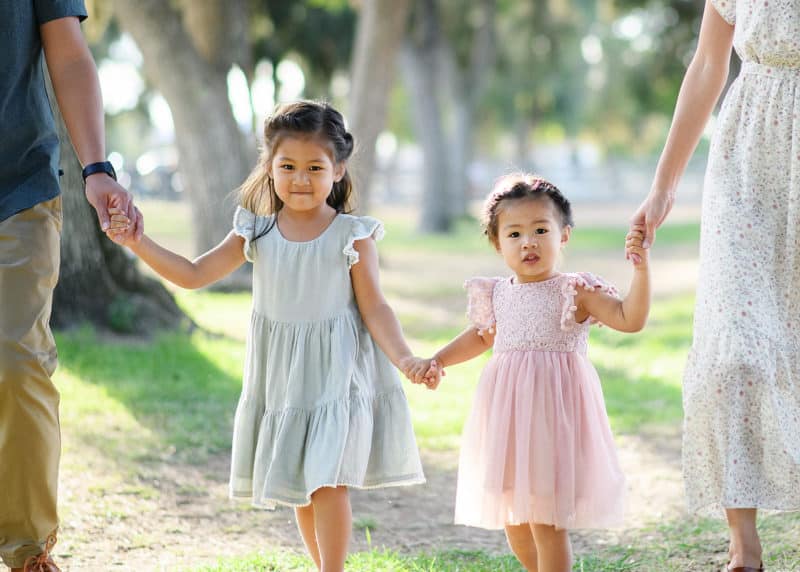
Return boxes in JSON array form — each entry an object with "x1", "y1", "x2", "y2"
[
  {"x1": 416, "y1": 174, "x2": 650, "y2": 572},
  {"x1": 109, "y1": 101, "x2": 426, "y2": 572}
]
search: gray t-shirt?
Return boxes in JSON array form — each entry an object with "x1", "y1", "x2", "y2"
[{"x1": 0, "y1": 0, "x2": 87, "y2": 222}]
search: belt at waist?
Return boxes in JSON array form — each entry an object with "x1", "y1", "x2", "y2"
[{"x1": 741, "y1": 60, "x2": 800, "y2": 78}]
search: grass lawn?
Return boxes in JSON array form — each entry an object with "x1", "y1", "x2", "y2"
[{"x1": 54, "y1": 200, "x2": 800, "y2": 571}]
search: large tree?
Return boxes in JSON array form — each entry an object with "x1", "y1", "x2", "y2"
[
  {"x1": 401, "y1": 0, "x2": 496, "y2": 231},
  {"x1": 347, "y1": 0, "x2": 412, "y2": 212},
  {"x1": 109, "y1": 0, "x2": 254, "y2": 265},
  {"x1": 400, "y1": 0, "x2": 452, "y2": 232},
  {"x1": 51, "y1": 86, "x2": 187, "y2": 334}
]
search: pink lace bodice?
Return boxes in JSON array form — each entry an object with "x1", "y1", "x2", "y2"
[{"x1": 465, "y1": 273, "x2": 619, "y2": 354}]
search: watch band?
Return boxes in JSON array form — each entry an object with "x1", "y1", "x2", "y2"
[{"x1": 82, "y1": 161, "x2": 117, "y2": 182}]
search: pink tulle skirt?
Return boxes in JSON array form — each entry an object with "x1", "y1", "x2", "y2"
[{"x1": 454, "y1": 350, "x2": 625, "y2": 530}]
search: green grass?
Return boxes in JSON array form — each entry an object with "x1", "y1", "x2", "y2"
[
  {"x1": 193, "y1": 549, "x2": 525, "y2": 572},
  {"x1": 380, "y1": 214, "x2": 700, "y2": 256},
  {"x1": 192, "y1": 511, "x2": 800, "y2": 571},
  {"x1": 605, "y1": 513, "x2": 800, "y2": 571},
  {"x1": 57, "y1": 326, "x2": 244, "y2": 464}
]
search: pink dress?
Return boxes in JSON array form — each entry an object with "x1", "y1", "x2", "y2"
[{"x1": 454, "y1": 273, "x2": 626, "y2": 530}]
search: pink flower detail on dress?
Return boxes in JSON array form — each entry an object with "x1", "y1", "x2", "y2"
[{"x1": 561, "y1": 272, "x2": 620, "y2": 331}]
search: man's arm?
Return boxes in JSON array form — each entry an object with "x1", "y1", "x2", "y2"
[{"x1": 40, "y1": 16, "x2": 141, "y2": 237}]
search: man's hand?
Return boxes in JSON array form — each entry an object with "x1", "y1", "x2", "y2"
[{"x1": 84, "y1": 174, "x2": 143, "y2": 241}]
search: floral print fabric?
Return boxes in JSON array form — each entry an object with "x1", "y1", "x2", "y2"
[{"x1": 683, "y1": 0, "x2": 800, "y2": 515}]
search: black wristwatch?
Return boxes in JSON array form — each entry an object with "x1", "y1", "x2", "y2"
[{"x1": 81, "y1": 161, "x2": 117, "y2": 182}]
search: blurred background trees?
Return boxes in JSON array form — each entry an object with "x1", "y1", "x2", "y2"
[{"x1": 56, "y1": 0, "x2": 727, "y2": 329}]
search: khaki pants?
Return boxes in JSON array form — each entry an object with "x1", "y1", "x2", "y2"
[{"x1": 0, "y1": 197, "x2": 62, "y2": 568}]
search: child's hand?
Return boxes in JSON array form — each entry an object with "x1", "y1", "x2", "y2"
[
  {"x1": 399, "y1": 356, "x2": 429, "y2": 384},
  {"x1": 421, "y1": 359, "x2": 445, "y2": 390},
  {"x1": 106, "y1": 206, "x2": 141, "y2": 246},
  {"x1": 625, "y1": 225, "x2": 649, "y2": 268},
  {"x1": 399, "y1": 356, "x2": 444, "y2": 389}
]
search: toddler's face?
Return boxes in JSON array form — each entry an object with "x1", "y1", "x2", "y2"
[
  {"x1": 269, "y1": 136, "x2": 345, "y2": 213},
  {"x1": 494, "y1": 197, "x2": 570, "y2": 283}
]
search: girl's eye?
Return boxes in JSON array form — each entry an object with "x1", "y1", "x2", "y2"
[
  {"x1": 309, "y1": 166, "x2": 323, "y2": 172},
  {"x1": 509, "y1": 232, "x2": 520, "y2": 238},
  {"x1": 280, "y1": 164, "x2": 294, "y2": 171},
  {"x1": 536, "y1": 228, "x2": 548, "y2": 234}
]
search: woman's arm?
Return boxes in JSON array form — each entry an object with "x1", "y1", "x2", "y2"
[{"x1": 631, "y1": 0, "x2": 735, "y2": 247}]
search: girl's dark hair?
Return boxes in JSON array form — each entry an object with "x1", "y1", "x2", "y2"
[
  {"x1": 237, "y1": 100, "x2": 355, "y2": 237},
  {"x1": 482, "y1": 173, "x2": 573, "y2": 246}
]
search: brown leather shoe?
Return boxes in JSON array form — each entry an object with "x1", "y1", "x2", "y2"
[{"x1": 22, "y1": 534, "x2": 61, "y2": 572}]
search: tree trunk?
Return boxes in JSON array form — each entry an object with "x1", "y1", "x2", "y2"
[
  {"x1": 112, "y1": 0, "x2": 254, "y2": 275},
  {"x1": 347, "y1": 0, "x2": 411, "y2": 213},
  {"x1": 444, "y1": 0, "x2": 495, "y2": 217},
  {"x1": 50, "y1": 86, "x2": 188, "y2": 334},
  {"x1": 514, "y1": 115, "x2": 536, "y2": 170},
  {"x1": 450, "y1": 98, "x2": 473, "y2": 215},
  {"x1": 401, "y1": 0, "x2": 452, "y2": 233}
]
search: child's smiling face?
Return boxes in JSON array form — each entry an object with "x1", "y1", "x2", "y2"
[
  {"x1": 494, "y1": 197, "x2": 570, "y2": 283},
  {"x1": 269, "y1": 136, "x2": 345, "y2": 213}
]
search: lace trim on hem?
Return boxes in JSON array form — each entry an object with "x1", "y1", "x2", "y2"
[{"x1": 230, "y1": 474, "x2": 427, "y2": 509}]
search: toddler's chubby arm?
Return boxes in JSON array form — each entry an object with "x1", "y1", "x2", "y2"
[
  {"x1": 106, "y1": 207, "x2": 246, "y2": 289},
  {"x1": 418, "y1": 326, "x2": 495, "y2": 390},
  {"x1": 576, "y1": 225, "x2": 651, "y2": 333},
  {"x1": 350, "y1": 236, "x2": 431, "y2": 382}
]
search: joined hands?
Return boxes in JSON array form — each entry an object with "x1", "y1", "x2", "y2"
[{"x1": 399, "y1": 356, "x2": 445, "y2": 390}]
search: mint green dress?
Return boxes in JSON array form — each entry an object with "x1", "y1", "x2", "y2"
[{"x1": 229, "y1": 207, "x2": 425, "y2": 508}]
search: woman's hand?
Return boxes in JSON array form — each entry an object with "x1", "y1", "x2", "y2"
[{"x1": 629, "y1": 189, "x2": 675, "y2": 250}]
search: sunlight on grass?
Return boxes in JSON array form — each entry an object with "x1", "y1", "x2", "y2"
[
  {"x1": 590, "y1": 294, "x2": 692, "y2": 433},
  {"x1": 193, "y1": 549, "x2": 526, "y2": 572},
  {"x1": 192, "y1": 511, "x2": 800, "y2": 572},
  {"x1": 56, "y1": 327, "x2": 245, "y2": 463}
]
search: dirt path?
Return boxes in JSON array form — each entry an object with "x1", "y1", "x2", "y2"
[{"x1": 52, "y1": 425, "x2": 686, "y2": 571}]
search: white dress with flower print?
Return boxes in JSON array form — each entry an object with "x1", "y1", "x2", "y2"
[{"x1": 683, "y1": 0, "x2": 800, "y2": 514}]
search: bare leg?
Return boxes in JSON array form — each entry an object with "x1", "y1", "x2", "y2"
[
  {"x1": 725, "y1": 508, "x2": 762, "y2": 569},
  {"x1": 311, "y1": 486, "x2": 351, "y2": 572},
  {"x1": 505, "y1": 523, "x2": 538, "y2": 571},
  {"x1": 531, "y1": 523, "x2": 572, "y2": 572},
  {"x1": 295, "y1": 503, "x2": 321, "y2": 570}
]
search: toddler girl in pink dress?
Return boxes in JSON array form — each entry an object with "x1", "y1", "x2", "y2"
[{"x1": 413, "y1": 173, "x2": 651, "y2": 571}]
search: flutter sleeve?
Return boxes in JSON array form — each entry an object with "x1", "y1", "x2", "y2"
[
  {"x1": 344, "y1": 216, "x2": 385, "y2": 268},
  {"x1": 232, "y1": 206, "x2": 269, "y2": 263},
  {"x1": 464, "y1": 277, "x2": 501, "y2": 335},
  {"x1": 561, "y1": 272, "x2": 620, "y2": 331},
  {"x1": 710, "y1": 0, "x2": 736, "y2": 25}
]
